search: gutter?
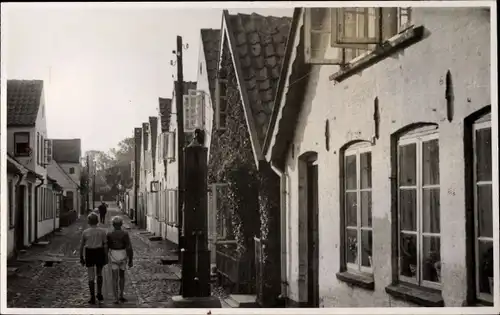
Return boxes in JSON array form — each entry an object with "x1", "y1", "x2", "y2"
[{"x1": 269, "y1": 161, "x2": 288, "y2": 300}]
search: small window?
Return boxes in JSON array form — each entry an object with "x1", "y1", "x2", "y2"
[
  {"x1": 473, "y1": 113, "x2": 493, "y2": 303},
  {"x1": 397, "y1": 126, "x2": 441, "y2": 289},
  {"x1": 305, "y1": 7, "x2": 412, "y2": 64},
  {"x1": 343, "y1": 143, "x2": 373, "y2": 273},
  {"x1": 216, "y1": 79, "x2": 228, "y2": 130},
  {"x1": 213, "y1": 184, "x2": 231, "y2": 240},
  {"x1": 14, "y1": 132, "x2": 31, "y2": 157},
  {"x1": 69, "y1": 167, "x2": 75, "y2": 174},
  {"x1": 200, "y1": 62, "x2": 203, "y2": 75}
]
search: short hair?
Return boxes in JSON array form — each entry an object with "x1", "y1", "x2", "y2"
[
  {"x1": 87, "y1": 213, "x2": 99, "y2": 225},
  {"x1": 112, "y1": 216, "x2": 123, "y2": 227}
]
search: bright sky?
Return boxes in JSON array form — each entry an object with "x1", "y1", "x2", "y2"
[{"x1": 2, "y1": 2, "x2": 293, "y2": 154}]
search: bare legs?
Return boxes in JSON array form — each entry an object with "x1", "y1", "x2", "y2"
[
  {"x1": 119, "y1": 269, "x2": 127, "y2": 301},
  {"x1": 111, "y1": 268, "x2": 127, "y2": 303}
]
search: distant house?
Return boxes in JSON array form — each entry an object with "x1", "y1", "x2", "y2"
[
  {"x1": 7, "y1": 79, "x2": 60, "y2": 244},
  {"x1": 264, "y1": 7, "x2": 492, "y2": 307},
  {"x1": 208, "y1": 11, "x2": 291, "y2": 306},
  {"x1": 51, "y1": 139, "x2": 82, "y2": 214},
  {"x1": 47, "y1": 159, "x2": 80, "y2": 215}
]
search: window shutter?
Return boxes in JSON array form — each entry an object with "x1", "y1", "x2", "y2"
[
  {"x1": 381, "y1": 8, "x2": 398, "y2": 40},
  {"x1": 183, "y1": 94, "x2": 193, "y2": 132},
  {"x1": 194, "y1": 90, "x2": 205, "y2": 129},
  {"x1": 304, "y1": 8, "x2": 343, "y2": 64},
  {"x1": 44, "y1": 139, "x2": 53, "y2": 164},
  {"x1": 215, "y1": 79, "x2": 227, "y2": 130},
  {"x1": 166, "y1": 131, "x2": 176, "y2": 160}
]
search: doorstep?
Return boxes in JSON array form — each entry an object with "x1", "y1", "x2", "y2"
[{"x1": 224, "y1": 294, "x2": 258, "y2": 308}]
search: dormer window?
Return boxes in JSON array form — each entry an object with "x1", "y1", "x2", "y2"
[
  {"x1": 14, "y1": 132, "x2": 31, "y2": 157},
  {"x1": 304, "y1": 7, "x2": 413, "y2": 64}
]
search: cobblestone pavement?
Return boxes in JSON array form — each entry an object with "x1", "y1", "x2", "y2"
[{"x1": 7, "y1": 207, "x2": 180, "y2": 308}]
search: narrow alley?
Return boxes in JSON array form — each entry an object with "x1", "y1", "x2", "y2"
[{"x1": 7, "y1": 207, "x2": 181, "y2": 308}]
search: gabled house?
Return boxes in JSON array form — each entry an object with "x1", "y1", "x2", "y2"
[
  {"x1": 131, "y1": 127, "x2": 142, "y2": 224},
  {"x1": 51, "y1": 139, "x2": 82, "y2": 214},
  {"x1": 138, "y1": 122, "x2": 150, "y2": 230},
  {"x1": 264, "y1": 7, "x2": 493, "y2": 307},
  {"x1": 162, "y1": 81, "x2": 197, "y2": 245},
  {"x1": 47, "y1": 159, "x2": 80, "y2": 215},
  {"x1": 146, "y1": 116, "x2": 159, "y2": 235},
  {"x1": 208, "y1": 11, "x2": 292, "y2": 306},
  {"x1": 7, "y1": 79, "x2": 59, "y2": 244}
]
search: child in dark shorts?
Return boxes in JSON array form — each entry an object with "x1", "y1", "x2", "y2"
[{"x1": 80, "y1": 213, "x2": 108, "y2": 304}]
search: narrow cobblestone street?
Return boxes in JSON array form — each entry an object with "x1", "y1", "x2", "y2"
[{"x1": 7, "y1": 207, "x2": 181, "y2": 308}]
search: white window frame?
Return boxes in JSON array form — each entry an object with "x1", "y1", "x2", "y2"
[
  {"x1": 397, "y1": 126, "x2": 441, "y2": 290},
  {"x1": 215, "y1": 79, "x2": 228, "y2": 130},
  {"x1": 344, "y1": 143, "x2": 373, "y2": 274},
  {"x1": 304, "y1": 7, "x2": 413, "y2": 64},
  {"x1": 184, "y1": 89, "x2": 206, "y2": 133},
  {"x1": 472, "y1": 113, "x2": 493, "y2": 303},
  {"x1": 44, "y1": 139, "x2": 53, "y2": 165}
]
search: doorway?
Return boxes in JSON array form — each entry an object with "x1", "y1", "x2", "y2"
[
  {"x1": 16, "y1": 185, "x2": 26, "y2": 251},
  {"x1": 306, "y1": 161, "x2": 319, "y2": 307}
]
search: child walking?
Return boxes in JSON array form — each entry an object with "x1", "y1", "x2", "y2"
[
  {"x1": 107, "y1": 216, "x2": 134, "y2": 304},
  {"x1": 79, "y1": 213, "x2": 108, "y2": 304}
]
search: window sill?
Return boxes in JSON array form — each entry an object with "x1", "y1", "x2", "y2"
[
  {"x1": 385, "y1": 283, "x2": 444, "y2": 307},
  {"x1": 336, "y1": 271, "x2": 374, "y2": 291},
  {"x1": 329, "y1": 25, "x2": 425, "y2": 83}
]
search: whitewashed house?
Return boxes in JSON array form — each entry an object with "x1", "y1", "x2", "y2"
[
  {"x1": 51, "y1": 139, "x2": 82, "y2": 213},
  {"x1": 264, "y1": 7, "x2": 493, "y2": 307},
  {"x1": 7, "y1": 79, "x2": 60, "y2": 254}
]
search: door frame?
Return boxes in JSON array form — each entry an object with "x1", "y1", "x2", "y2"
[{"x1": 298, "y1": 151, "x2": 320, "y2": 307}]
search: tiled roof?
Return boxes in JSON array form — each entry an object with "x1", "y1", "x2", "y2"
[
  {"x1": 158, "y1": 98, "x2": 172, "y2": 132},
  {"x1": 200, "y1": 29, "x2": 221, "y2": 107},
  {"x1": 7, "y1": 80, "x2": 44, "y2": 126},
  {"x1": 226, "y1": 12, "x2": 292, "y2": 148},
  {"x1": 52, "y1": 139, "x2": 82, "y2": 163}
]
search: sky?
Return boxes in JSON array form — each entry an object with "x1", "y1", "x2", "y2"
[{"x1": 2, "y1": 2, "x2": 293, "y2": 154}]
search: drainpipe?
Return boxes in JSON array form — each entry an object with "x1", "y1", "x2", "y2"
[
  {"x1": 34, "y1": 178, "x2": 45, "y2": 242},
  {"x1": 269, "y1": 161, "x2": 288, "y2": 301}
]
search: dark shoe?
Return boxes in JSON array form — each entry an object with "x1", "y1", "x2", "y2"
[
  {"x1": 96, "y1": 293, "x2": 104, "y2": 302},
  {"x1": 119, "y1": 297, "x2": 128, "y2": 302},
  {"x1": 89, "y1": 297, "x2": 96, "y2": 305}
]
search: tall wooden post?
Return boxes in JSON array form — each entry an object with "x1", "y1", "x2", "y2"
[
  {"x1": 175, "y1": 36, "x2": 185, "y2": 256},
  {"x1": 172, "y1": 136, "x2": 220, "y2": 308}
]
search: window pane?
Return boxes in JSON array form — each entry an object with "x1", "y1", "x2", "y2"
[
  {"x1": 310, "y1": 8, "x2": 330, "y2": 31},
  {"x1": 219, "y1": 98, "x2": 227, "y2": 111},
  {"x1": 399, "y1": 143, "x2": 416, "y2": 186},
  {"x1": 15, "y1": 133, "x2": 29, "y2": 143},
  {"x1": 345, "y1": 154, "x2": 357, "y2": 190},
  {"x1": 422, "y1": 139, "x2": 440, "y2": 185},
  {"x1": 477, "y1": 184, "x2": 493, "y2": 238},
  {"x1": 361, "y1": 229, "x2": 373, "y2": 268},
  {"x1": 399, "y1": 189, "x2": 416, "y2": 231},
  {"x1": 422, "y1": 188, "x2": 440, "y2": 233},
  {"x1": 220, "y1": 114, "x2": 227, "y2": 128},
  {"x1": 360, "y1": 152, "x2": 372, "y2": 189},
  {"x1": 478, "y1": 240, "x2": 494, "y2": 295},
  {"x1": 343, "y1": 10, "x2": 357, "y2": 38},
  {"x1": 345, "y1": 192, "x2": 357, "y2": 227},
  {"x1": 476, "y1": 128, "x2": 492, "y2": 182},
  {"x1": 311, "y1": 33, "x2": 330, "y2": 59},
  {"x1": 422, "y1": 236, "x2": 441, "y2": 283},
  {"x1": 400, "y1": 233, "x2": 417, "y2": 279},
  {"x1": 361, "y1": 191, "x2": 372, "y2": 227},
  {"x1": 346, "y1": 229, "x2": 358, "y2": 264}
]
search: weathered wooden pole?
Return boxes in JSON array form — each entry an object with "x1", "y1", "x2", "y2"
[{"x1": 172, "y1": 130, "x2": 220, "y2": 308}]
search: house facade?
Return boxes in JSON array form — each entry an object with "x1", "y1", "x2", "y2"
[
  {"x1": 7, "y1": 80, "x2": 61, "y2": 245},
  {"x1": 208, "y1": 11, "x2": 291, "y2": 305},
  {"x1": 265, "y1": 7, "x2": 493, "y2": 307},
  {"x1": 51, "y1": 139, "x2": 82, "y2": 214}
]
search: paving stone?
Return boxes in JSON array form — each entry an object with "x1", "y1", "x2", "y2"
[{"x1": 7, "y1": 207, "x2": 181, "y2": 308}]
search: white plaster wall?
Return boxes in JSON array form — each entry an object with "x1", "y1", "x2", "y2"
[
  {"x1": 37, "y1": 219, "x2": 54, "y2": 239},
  {"x1": 59, "y1": 162, "x2": 81, "y2": 187},
  {"x1": 282, "y1": 8, "x2": 491, "y2": 307},
  {"x1": 196, "y1": 33, "x2": 215, "y2": 154},
  {"x1": 165, "y1": 93, "x2": 180, "y2": 245}
]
